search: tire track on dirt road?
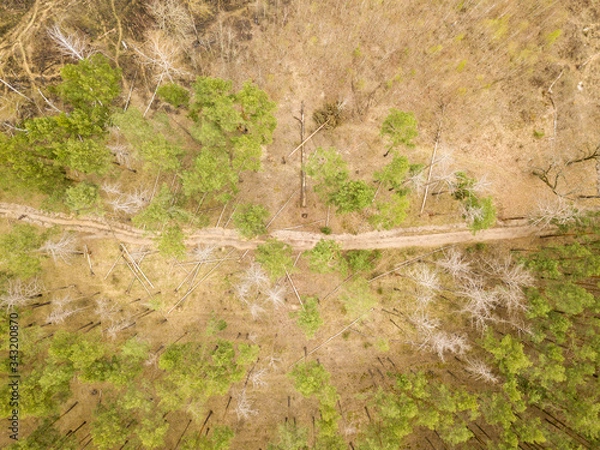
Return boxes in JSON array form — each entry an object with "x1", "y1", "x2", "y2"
[{"x1": 0, "y1": 202, "x2": 545, "y2": 251}]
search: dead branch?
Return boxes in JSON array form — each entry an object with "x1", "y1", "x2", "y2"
[
  {"x1": 420, "y1": 103, "x2": 445, "y2": 215},
  {"x1": 288, "y1": 118, "x2": 331, "y2": 158},
  {"x1": 47, "y1": 25, "x2": 90, "y2": 61}
]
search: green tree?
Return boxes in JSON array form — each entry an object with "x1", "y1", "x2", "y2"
[
  {"x1": 158, "y1": 340, "x2": 258, "y2": 409},
  {"x1": 157, "y1": 82, "x2": 190, "y2": 108},
  {"x1": 329, "y1": 180, "x2": 374, "y2": 213},
  {"x1": 133, "y1": 184, "x2": 189, "y2": 230},
  {"x1": 305, "y1": 239, "x2": 345, "y2": 273},
  {"x1": 111, "y1": 108, "x2": 183, "y2": 172},
  {"x1": 181, "y1": 151, "x2": 237, "y2": 200},
  {"x1": 370, "y1": 192, "x2": 411, "y2": 229},
  {"x1": 381, "y1": 109, "x2": 418, "y2": 154},
  {"x1": 293, "y1": 296, "x2": 323, "y2": 338},
  {"x1": 452, "y1": 172, "x2": 496, "y2": 231},
  {"x1": 374, "y1": 153, "x2": 411, "y2": 191},
  {"x1": 0, "y1": 224, "x2": 43, "y2": 279},
  {"x1": 54, "y1": 54, "x2": 122, "y2": 115},
  {"x1": 342, "y1": 277, "x2": 377, "y2": 316},
  {"x1": 53, "y1": 138, "x2": 111, "y2": 174},
  {"x1": 157, "y1": 224, "x2": 186, "y2": 258},
  {"x1": 305, "y1": 147, "x2": 349, "y2": 200},
  {"x1": 91, "y1": 403, "x2": 130, "y2": 450},
  {"x1": 64, "y1": 182, "x2": 100, "y2": 213},
  {"x1": 290, "y1": 361, "x2": 331, "y2": 397},
  {"x1": 189, "y1": 77, "x2": 276, "y2": 172},
  {"x1": 345, "y1": 249, "x2": 380, "y2": 273},
  {"x1": 136, "y1": 417, "x2": 169, "y2": 449},
  {"x1": 181, "y1": 426, "x2": 234, "y2": 450},
  {"x1": 267, "y1": 422, "x2": 309, "y2": 450},
  {"x1": 256, "y1": 239, "x2": 295, "y2": 279},
  {"x1": 233, "y1": 203, "x2": 269, "y2": 238}
]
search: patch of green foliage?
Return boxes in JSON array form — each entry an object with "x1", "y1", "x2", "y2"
[
  {"x1": 65, "y1": 182, "x2": 100, "y2": 214},
  {"x1": 132, "y1": 184, "x2": 189, "y2": 230},
  {"x1": 452, "y1": 172, "x2": 496, "y2": 232},
  {"x1": 256, "y1": 239, "x2": 295, "y2": 279},
  {"x1": 341, "y1": 277, "x2": 377, "y2": 316},
  {"x1": 157, "y1": 83, "x2": 190, "y2": 108},
  {"x1": 182, "y1": 77, "x2": 277, "y2": 201},
  {"x1": 329, "y1": 180, "x2": 374, "y2": 213},
  {"x1": 233, "y1": 203, "x2": 269, "y2": 238},
  {"x1": 305, "y1": 239, "x2": 345, "y2": 274},
  {"x1": 180, "y1": 426, "x2": 234, "y2": 450},
  {"x1": 381, "y1": 109, "x2": 418, "y2": 151},
  {"x1": 157, "y1": 224, "x2": 186, "y2": 258},
  {"x1": 267, "y1": 423, "x2": 309, "y2": 450},
  {"x1": 293, "y1": 296, "x2": 323, "y2": 338},
  {"x1": 344, "y1": 249, "x2": 381, "y2": 273},
  {"x1": 0, "y1": 224, "x2": 44, "y2": 279},
  {"x1": 158, "y1": 339, "x2": 259, "y2": 409},
  {"x1": 0, "y1": 54, "x2": 121, "y2": 195},
  {"x1": 111, "y1": 108, "x2": 183, "y2": 172}
]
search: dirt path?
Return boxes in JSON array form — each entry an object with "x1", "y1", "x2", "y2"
[{"x1": 0, "y1": 202, "x2": 545, "y2": 251}]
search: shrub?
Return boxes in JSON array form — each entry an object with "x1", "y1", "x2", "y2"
[
  {"x1": 293, "y1": 296, "x2": 323, "y2": 338},
  {"x1": 233, "y1": 204, "x2": 269, "y2": 238},
  {"x1": 157, "y1": 224, "x2": 186, "y2": 258},
  {"x1": 256, "y1": 239, "x2": 294, "y2": 280},
  {"x1": 305, "y1": 239, "x2": 344, "y2": 273},
  {"x1": 329, "y1": 180, "x2": 374, "y2": 213},
  {"x1": 381, "y1": 109, "x2": 418, "y2": 151},
  {"x1": 157, "y1": 83, "x2": 190, "y2": 108},
  {"x1": 65, "y1": 182, "x2": 99, "y2": 213}
]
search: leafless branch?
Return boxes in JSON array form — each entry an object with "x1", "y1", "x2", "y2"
[{"x1": 47, "y1": 25, "x2": 90, "y2": 61}]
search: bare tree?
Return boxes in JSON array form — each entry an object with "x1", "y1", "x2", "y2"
[
  {"x1": 249, "y1": 368, "x2": 268, "y2": 389},
  {"x1": 471, "y1": 174, "x2": 492, "y2": 195},
  {"x1": 0, "y1": 279, "x2": 43, "y2": 311},
  {"x1": 107, "y1": 188, "x2": 150, "y2": 214},
  {"x1": 234, "y1": 282, "x2": 251, "y2": 303},
  {"x1": 414, "y1": 291, "x2": 435, "y2": 310},
  {"x1": 460, "y1": 287, "x2": 499, "y2": 331},
  {"x1": 101, "y1": 182, "x2": 123, "y2": 196},
  {"x1": 242, "y1": 264, "x2": 270, "y2": 289},
  {"x1": 94, "y1": 298, "x2": 118, "y2": 322},
  {"x1": 145, "y1": 352, "x2": 159, "y2": 367},
  {"x1": 190, "y1": 245, "x2": 216, "y2": 264},
  {"x1": 436, "y1": 248, "x2": 472, "y2": 280},
  {"x1": 460, "y1": 202, "x2": 485, "y2": 226},
  {"x1": 134, "y1": 29, "x2": 187, "y2": 116},
  {"x1": 494, "y1": 286, "x2": 527, "y2": 315},
  {"x1": 407, "y1": 265, "x2": 440, "y2": 292},
  {"x1": 248, "y1": 302, "x2": 266, "y2": 320},
  {"x1": 419, "y1": 330, "x2": 471, "y2": 362},
  {"x1": 235, "y1": 389, "x2": 258, "y2": 420},
  {"x1": 408, "y1": 311, "x2": 440, "y2": 334},
  {"x1": 39, "y1": 233, "x2": 80, "y2": 264},
  {"x1": 484, "y1": 255, "x2": 534, "y2": 292},
  {"x1": 530, "y1": 197, "x2": 580, "y2": 228},
  {"x1": 264, "y1": 285, "x2": 286, "y2": 308},
  {"x1": 47, "y1": 306, "x2": 84, "y2": 325},
  {"x1": 147, "y1": 0, "x2": 195, "y2": 41},
  {"x1": 465, "y1": 359, "x2": 499, "y2": 384},
  {"x1": 107, "y1": 144, "x2": 135, "y2": 171},
  {"x1": 106, "y1": 317, "x2": 131, "y2": 339},
  {"x1": 135, "y1": 31, "x2": 186, "y2": 82},
  {"x1": 47, "y1": 25, "x2": 90, "y2": 61}
]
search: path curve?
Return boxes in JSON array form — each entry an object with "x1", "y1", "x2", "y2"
[{"x1": 0, "y1": 202, "x2": 545, "y2": 251}]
